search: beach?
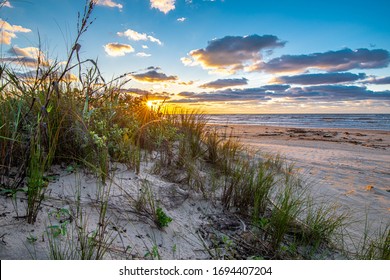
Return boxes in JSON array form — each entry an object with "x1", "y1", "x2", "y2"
[{"x1": 212, "y1": 124, "x2": 390, "y2": 248}]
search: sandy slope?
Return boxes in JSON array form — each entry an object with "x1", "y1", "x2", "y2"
[{"x1": 0, "y1": 163, "x2": 217, "y2": 260}]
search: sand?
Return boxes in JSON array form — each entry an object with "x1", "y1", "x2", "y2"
[
  {"x1": 1, "y1": 125, "x2": 389, "y2": 259},
  {"x1": 0, "y1": 162, "x2": 216, "y2": 260}
]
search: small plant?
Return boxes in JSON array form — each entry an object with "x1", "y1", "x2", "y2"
[
  {"x1": 47, "y1": 221, "x2": 70, "y2": 238},
  {"x1": 135, "y1": 179, "x2": 173, "y2": 229},
  {"x1": 26, "y1": 234, "x2": 38, "y2": 244},
  {"x1": 268, "y1": 183, "x2": 304, "y2": 251},
  {"x1": 0, "y1": 187, "x2": 26, "y2": 217},
  {"x1": 145, "y1": 244, "x2": 161, "y2": 260},
  {"x1": 300, "y1": 199, "x2": 348, "y2": 247},
  {"x1": 26, "y1": 122, "x2": 48, "y2": 224},
  {"x1": 156, "y1": 207, "x2": 172, "y2": 229},
  {"x1": 357, "y1": 223, "x2": 390, "y2": 260}
]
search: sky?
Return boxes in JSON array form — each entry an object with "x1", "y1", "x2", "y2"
[{"x1": 1, "y1": 0, "x2": 390, "y2": 113}]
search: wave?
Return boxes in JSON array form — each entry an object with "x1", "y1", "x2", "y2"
[{"x1": 207, "y1": 114, "x2": 390, "y2": 131}]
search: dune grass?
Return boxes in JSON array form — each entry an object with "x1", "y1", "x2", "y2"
[{"x1": 0, "y1": 1, "x2": 388, "y2": 260}]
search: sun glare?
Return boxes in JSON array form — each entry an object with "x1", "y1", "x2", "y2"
[{"x1": 146, "y1": 100, "x2": 154, "y2": 108}]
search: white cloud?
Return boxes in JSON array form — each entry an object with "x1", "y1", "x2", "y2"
[
  {"x1": 2, "y1": 1, "x2": 13, "y2": 8},
  {"x1": 148, "y1": 36, "x2": 162, "y2": 45},
  {"x1": 96, "y1": 0, "x2": 123, "y2": 10},
  {"x1": 142, "y1": 45, "x2": 149, "y2": 49},
  {"x1": 136, "y1": 52, "x2": 152, "y2": 57},
  {"x1": 150, "y1": 0, "x2": 175, "y2": 14},
  {"x1": 180, "y1": 57, "x2": 196, "y2": 66},
  {"x1": 0, "y1": 19, "x2": 32, "y2": 45},
  {"x1": 177, "y1": 17, "x2": 186, "y2": 22},
  {"x1": 104, "y1": 43, "x2": 134, "y2": 57},
  {"x1": 117, "y1": 29, "x2": 162, "y2": 45},
  {"x1": 118, "y1": 29, "x2": 147, "y2": 41}
]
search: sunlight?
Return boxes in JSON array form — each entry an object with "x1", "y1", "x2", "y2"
[{"x1": 146, "y1": 100, "x2": 155, "y2": 109}]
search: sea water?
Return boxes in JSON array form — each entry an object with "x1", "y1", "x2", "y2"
[{"x1": 207, "y1": 114, "x2": 390, "y2": 131}]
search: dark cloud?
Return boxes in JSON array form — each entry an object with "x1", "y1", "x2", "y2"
[
  {"x1": 364, "y1": 76, "x2": 390, "y2": 85},
  {"x1": 177, "y1": 86, "x2": 279, "y2": 103},
  {"x1": 132, "y1": 70, "x2": 178, "y2": 83},
  {"x1": 261, "y1": 84, "x2": 291, "y2": 91},
  {"x1": 122, "y1": 88, "x2": 172, "y2": 100},
  {"x1": 183, "y1": 34, "x2": 285, "y2": 73},
  {"x1": 274, "y1": 72, "x2": 367, "y2": 85},
  {"x1": 261, "y1": 48, "x2": 390, "y2": 73},
  {"x1": 8, "y1": 69, "x2": 77, "y2": 82},
  {"x1": 286, "y1": 85, "x2": 390, "y2": 101},
  {"x1": 146, "y1": 66, "x2": 161, "y2": 71},
  {"x1": 175, "y1": 85, "x2": 390, "y2": 104},
  {"x1": 1, "y1": 46, "x2": 49, "y2": 68},
  {"x1": 0, "y1": 56, "x2": 51, "y2": 68},
  {"x1": 199, "y1": 77, "x2": 248, "y2": 89}
]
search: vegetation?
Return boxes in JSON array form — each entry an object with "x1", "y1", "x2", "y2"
[{"x1": 0, "y1": 1, "x2": 388, "y2": 260}]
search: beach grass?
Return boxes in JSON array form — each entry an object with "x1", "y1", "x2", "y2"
[{"x1": 0, "y1": 1, "x2": 388, "y2": 260}]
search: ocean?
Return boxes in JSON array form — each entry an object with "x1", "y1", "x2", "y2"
[{"x1": 206, "y1": 114, "x2": 390, "y2": 131}]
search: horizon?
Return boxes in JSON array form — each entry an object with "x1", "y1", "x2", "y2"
[{"x1": 1, "y1": 0, "x2": 390, "y2": 113}]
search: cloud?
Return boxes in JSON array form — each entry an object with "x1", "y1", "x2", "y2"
[
  {"x1": 132, "y1": 70, "x2": 178, "y2": 83},
  {"x1": 200, "y1": 77, "x2": 248, "y2": 89},
  {"x1": 96, "y1": 0, "x2": 123, "y2": 10},
  {"x1": 177, "y1": 17, "x2": 186, "y2": 22},
  {"x1": 122, "y1": 88, "x2": 172, "y2": 100},
  {"x1": 363, "y1": 76, "x2": 390, "y2": 85},
  {"x1": 174, "y1": 84, "x2": 390, "y2": 104},
  {"x1": 262, "y1": 48, "x2": 390, "y2": 74},
  {"x1": 273, "y1": 72, "x2": 367, "y2": 85},
  {"x1": 2, "y1": 1, "x2": 12, "y2": 8},
  {"x1": 142, "y1": 45, "x2": 149, "y2": 49},
  {"x1": 104, "y1": 43, "x2": 134, "y2": 56},
  {"x1": 117, "y1": 29, "x2": 162, "y2": 45},
  {"x1": 8, "y1": 46, "x2": 43, "y2": 58},
  {"x1": 179, "y1": 80, "x2": 194, "y2": 86},
  {"x1": 182, "y1": 34, "x2": 285, "y2": 74},
  {"x1": 285, "y1": 85, "x2": 390, "y2": 102},
  {"x1": 1, "y1": 46, "x2": 49, "y2": 67},
  {"x1": 177, "y1": 87, "x2": 272, "y2": 103},
  {"x1": 136, "y1": 52, "x2": 152, "y2": 57},
  {"x1": 150, "y1": 0, "x2": 175, "y2": 14},
  {"x1": 13, "y1": 70, "x2": 78, "y2": 83},
  {"x1": 0, "y1": 19, "x2": 32, "y2": 44},
  {"x1": 0, "y1": 57, "x2": 45, "y2": 68}
]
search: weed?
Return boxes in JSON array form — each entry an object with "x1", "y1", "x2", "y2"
[
  {"x1": 26, "y1": 234, "x2": 38, "y2": 244},
  {"x1": 268, "y1": 183, "x2": 304, "y2": 251},
  {"x1": 156, "y1": 207, "x2": 173, "y2": 228},
  {"x1": 144, "y1": 244, "x2": 161, "y2": 260}
]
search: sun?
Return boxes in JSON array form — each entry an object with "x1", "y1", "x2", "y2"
[
  {"x1": 146, "y1": 100, "x2": 154, "y2": 109},
  {"x1": 145, "y1": 99, "x2": 165, "y2": 111}
]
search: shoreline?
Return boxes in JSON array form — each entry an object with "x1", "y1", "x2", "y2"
[{"x1": 208, "y1": 124, "x2": 390, "y2": 150}]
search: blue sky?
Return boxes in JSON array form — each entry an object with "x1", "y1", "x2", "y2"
[{"x1": 1, "y1": 0, "x2": 390, "y2": 113}]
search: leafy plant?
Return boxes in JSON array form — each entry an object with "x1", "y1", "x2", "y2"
[{"x1": 156, "y1": 207, "x2": 172, "y2": 229}]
